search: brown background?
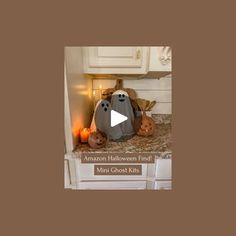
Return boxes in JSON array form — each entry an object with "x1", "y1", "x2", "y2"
[{"x1": 1, "y1": 1, "x2": 235, "y2": 235}]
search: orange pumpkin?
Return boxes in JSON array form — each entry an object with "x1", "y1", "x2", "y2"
[
  {"x1": 88, "y1": 130, "x2": 107, "y2": 149},
  {"x1": 137, "y1": 112, "x2": 155, "y2": 136}
]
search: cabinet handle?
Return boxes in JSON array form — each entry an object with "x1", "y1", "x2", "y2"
[
  {"x1": 136, "y1": 49, "x2": 141, "y2": 59},
  {"x1": 160, "y1": 47, "x2": 171, "y2": 65}
]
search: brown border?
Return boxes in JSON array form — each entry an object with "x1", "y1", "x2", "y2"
[{"x1": 1, "y1": 1, "x2": 235, "y2": 235}]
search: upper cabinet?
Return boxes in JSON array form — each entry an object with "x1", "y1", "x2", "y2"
[
  {"x1": 83, "y1": 47, "x2": 148, "y2": 74},
  {"x1": 83, "y1": 46, "x2": 171, "y2": 74},
  {"x1": 149, "y1": 47, "x2": 172, "y2": 72}
]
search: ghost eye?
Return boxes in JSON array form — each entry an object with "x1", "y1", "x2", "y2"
[
  {"x1": 101, "y1": 103, "x2": 104, "y2": 107},
  {"x1": 118, "y1": 94, "x2": 121, "y2": 97},
  {"x1": 106, "y1": 104, "x2": 109, "y2": 107},
  {"x1": 122, "y1": 94, "x2": 125, "y2": 97}
]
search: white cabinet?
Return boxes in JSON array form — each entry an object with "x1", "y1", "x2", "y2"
[
  {"x1": 64, "y1": 159, "x2": 70, "y2": 188},
  {"x1": 76, "y1": 158, "x2": 148, "y2": 181},
  {"x1": 78, "y1": 181, "x2": 147, "y2": 190},
  {"x1": 154, "y1": 180, "x2": 172, "y2": 190},
  {"x1": 147, "y1": 158, "x2": 172, "y2": 190},
  {"x1": 83, "y1": 46, "x2": 172, "y2": 74},
  {"x1": 155, "y1": 159, "x2": 172, "y2": 180},
  {"x1": 75, "y1": 158, "x2": 148, "y2": 190},
  {"x1": 149, "y1": 46, "x2": 172, "y2": 72},
  {"x1": 147, "y1": 158, "x2": 172, "y2": 180},
  {"x1": 65, "y1": 153, "x2": 172, "y2": 190},
  {"x1": 83, "y1": 46, "x2": 149, "y2": 74}
]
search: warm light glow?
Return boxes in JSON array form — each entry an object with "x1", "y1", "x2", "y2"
[
  {"x1": 72, "y1": 128, "x2": 80, "y2": 138},
  {"x1": 72, "y1": 120, "x2": 82, "y2": 139},
  {"x1": 75, "y1": 84, "x2": 86, "y2": 89},
  {"x1": 80, "y1": 128, "x2": 90, "y2": 143},
  {"x1": 93, "y1": 90, "x2": 96, "y2": 96},
  {"x1": 99, "y1": 84, "x2": 102, "y2": 89},
  {"x1": 78, "y1": 90, "x2": 89, "y2": 95}
]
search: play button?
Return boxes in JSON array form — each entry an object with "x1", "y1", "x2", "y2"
[{"x1": 111, "y1": 110, "x2": 128, "y2": 127}]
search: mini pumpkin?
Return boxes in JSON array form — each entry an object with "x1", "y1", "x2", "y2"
[
  {"x1": 88, "y1": 130, "x2": 107, "y2": 149},
  {"x1": 137, "y1": 112, "x2": 155, "y2": 136}
]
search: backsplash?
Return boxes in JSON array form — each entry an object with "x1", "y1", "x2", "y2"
[{"x1": 92, "y1": 77, "x2": 172, "y2": 114}]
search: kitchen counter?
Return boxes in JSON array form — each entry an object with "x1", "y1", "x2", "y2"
[{"x1": 75, "y1": 115, "x2": 172, "y2": 157}]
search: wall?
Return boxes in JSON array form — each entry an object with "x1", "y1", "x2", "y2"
[
  {"x1": 65, "y1": 47, "x2": 93, "y2": 152},
  {"x1": 93, "y1": 76, "x2": 172, "y2": 114}
]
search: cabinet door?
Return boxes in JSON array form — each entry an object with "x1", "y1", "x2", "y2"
[
  {"x1": 154, "y1": 180, "x2": 172, "y2": 190},
  {"x1": 83, "y1": 47, "x2": 148, "y2": 74},
  {"x1": 149, "y1": 46, "x2": 172, "y2": 72},
  {"x1": 147, "y1": 158, "x2": 172, "y2": 180},
  {"x1": 155, "y1": 159, "x2": 172, "y2": 180},
  {"x1": 77, "y1": 181, "x2": 147, "y2": 190}
]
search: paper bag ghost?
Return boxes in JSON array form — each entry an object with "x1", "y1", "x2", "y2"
[
  {"x1": 111, "y1": 90, "x2": 135, "y2": 137},
  {"x1": 94, "y1": 99, "x2": 123, "y2": 140},
  {"x1": 137, "y1": 111, "x2": 155, "y2": 136}
]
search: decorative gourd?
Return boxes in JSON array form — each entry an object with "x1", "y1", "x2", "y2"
[
  {"x1": 137, "y1": 111, "x2": 155, "y2": 136},
  {"x1": 88, "y1": 130, "x2": 107, "y2": 149}
]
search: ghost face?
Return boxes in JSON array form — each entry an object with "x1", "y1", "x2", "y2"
[
  {"x1": 111, "y1": 90, "x2": 132, "y2": 108},
  {"x1": 112, "y1": 90, "x2": 129, "y2": 103},
  {"x1": 118, "y1": 93, "x2": 125, "y2": 102},
  {"x1": 101, "y1": 101, "x2": 110, "y2": 112},
  {"x1": 111, "y1": 90, "x2": 135, "y2": 136},
  {"x1": 95, "y1": 99, "x2": 123, "y2": 140},
  {"x1": 95, "y1": 100, "x2": 111, "y2": 134}
]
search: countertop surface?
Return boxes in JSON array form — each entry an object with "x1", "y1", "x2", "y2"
[{"x1": 75, "y1": 115, "x2": 172, "y2": 155}]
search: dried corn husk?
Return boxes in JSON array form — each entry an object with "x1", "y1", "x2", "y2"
[
  {"x1": 147, "y1": 100, "x2": 156, "y2": 111},
  {"x1": 135, "y1": 98, "x2": 157, "y2": 111}
]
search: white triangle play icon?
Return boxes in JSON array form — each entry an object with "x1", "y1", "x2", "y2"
[{"x1": 111, "y1": 110, "x2": 128, "y2": 127}]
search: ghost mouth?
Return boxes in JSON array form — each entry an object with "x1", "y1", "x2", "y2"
[
  {"x1": 118, "y1": 99, "x2": 125, "y2": 102},
  {"x1": 104, "y1": 108, "x2": 108, "y2": 112},
  {"x1": 97, "y1": 142, "x2": 103, "y2": 145}
]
